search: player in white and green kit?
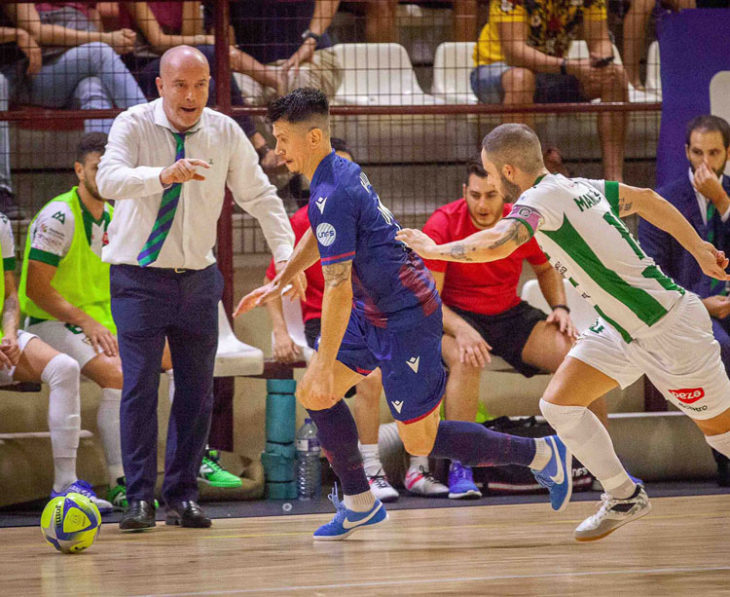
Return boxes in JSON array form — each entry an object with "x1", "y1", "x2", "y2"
[{"x1": 398, "y1": 124, "x2": 730, "y2": 541}]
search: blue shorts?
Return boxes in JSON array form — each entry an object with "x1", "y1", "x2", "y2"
[{"x1": 334, "y1": 306, "x2": 446, "y2": 423}]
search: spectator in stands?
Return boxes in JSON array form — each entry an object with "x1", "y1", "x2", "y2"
[
  {"x1": 0, "y1": 19, "x2": 41, "y2": 219},
  {"x1": 639, "y1": 114, "x2": 730, "y2": 486},
  {"x1": 117, "y1": 1, "x2": 282, "y2": 176},
  {"x1": 471, "y1": 0, "x2": 628, "y2": 181},
  {"x1": 3, "y1": 2, "x2": 147, "y2": 133},
  {"x1": 96, "y1": 46, "x2": 296, "y2": 531},
  {"x1": 264, "y1": 138, "x2": 399, "y2": 502},
  {"x1": 225, "y1": 0, "x2": 342, "y2": 105},
  {"x1": 345, "y1": 0, "x2": 480, "y2": 44},
  {"x1": 0, "y1": 206, "x2": 113, "y2": 510},
  {"x1": 421, "y1": 159, "x2": 610, "y2": 498}
]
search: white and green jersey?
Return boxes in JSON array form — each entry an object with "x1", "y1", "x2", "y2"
[{"x1": 505, "y1": 174, "x2": 684, "y2": 342}]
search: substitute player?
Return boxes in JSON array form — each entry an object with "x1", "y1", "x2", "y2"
[
  {"x1": 397, "y1": 123, "x2": 730, "y2": 541},
  {"x1": 236, "y1": 88, "x2": 573, "y2": 540}
]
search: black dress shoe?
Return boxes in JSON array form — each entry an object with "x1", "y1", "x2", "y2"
[
  {"x1": 165, "y1": 500, "x2": 212, "y2": 528},
  {"x1": 119, "y1": 500, "x2": 156, "y2": 532}
]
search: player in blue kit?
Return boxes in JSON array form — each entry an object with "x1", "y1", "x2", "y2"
[{"x1": 235, "y1": 88, "x2": 571, "y2": 540}]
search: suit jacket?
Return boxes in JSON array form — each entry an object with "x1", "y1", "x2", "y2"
[{"x1": 638, "y1": 175, "x2": 730, "y2": 298}]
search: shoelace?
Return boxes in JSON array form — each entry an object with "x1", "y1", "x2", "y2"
[
  {"x1": 368, "y1": 475, "x2": 391, "y2": 488},
  {"x1": 68, "y1": 480, "x2": 96, "y2": 498},
  {"x1": 202, "y1": 456, "x2": 224, "y2": 474},
  {"x1": 451, "y1": 464, "x2": 472, "y2": 482},
  {"x1": 325, "y1": 483, "x2": 348, "y2": 524},
  {"x1": 410, "y1": 466, "x2": 442, "y2": 487}
]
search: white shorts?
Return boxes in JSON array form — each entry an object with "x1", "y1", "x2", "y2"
[
  {"x1": 0, "y1": 330, "x2": 38, "y2": 386},
  {"x1": 569, "y1": 292, "x2": 730, "y2": 420},
  {"x1": 25, "y1": 320, "x2": 101, "y2": 370}
]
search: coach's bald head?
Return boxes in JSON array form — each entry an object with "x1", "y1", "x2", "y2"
[{"x1": 156, "y1": 45, "x2": 210, "y2": 132}]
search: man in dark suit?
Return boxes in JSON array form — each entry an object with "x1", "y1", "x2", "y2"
[{"x1": 639, "y1": 114, "x2": 730, "y2": 485}]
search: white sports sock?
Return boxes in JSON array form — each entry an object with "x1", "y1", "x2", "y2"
[
  {"x1": 98, "y1": 388, "x2": 124, "y2": 485},
  {"x1": 42, "y1": 354, "x2": 81, "y2": 492},
  {"x1": 344, "y1": 489, "x2": 375, "y2": 512},
  {"x1": 705, "y1": 429, "x2": 730, "y2": 458},
  {"x1": 359, "y1": 443, "x2": 382, "y2": 477},
  {"x1": 409, "y1": 455, "x2": 429, "y2": 471},
  {"x1": 166, "y1": 369, "x2": 174, "y2": 404},
  {"x1": 540, "y1": 399, "x2": 634, "y2": 499},
  {"x1": 529, "y1": 437, "x2": 552, "y2": 470}
]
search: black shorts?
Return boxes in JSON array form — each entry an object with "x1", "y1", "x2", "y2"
[
  {"x1": 304, "y1": 318, "x2": 358, "y2": 398},
  {"x1": 449, "y1": 301, "x2": 547, "y2": 377}
]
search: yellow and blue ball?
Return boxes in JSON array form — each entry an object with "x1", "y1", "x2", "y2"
[{"x1": 40, "y1": 493, "x2": 101, "y2": 554}]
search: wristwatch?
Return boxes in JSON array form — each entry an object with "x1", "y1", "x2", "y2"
[{"x1": 301, "y1": 29, "x2": 321, "y2": 43}]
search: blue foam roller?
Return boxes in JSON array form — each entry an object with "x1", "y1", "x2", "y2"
[
  {"x1": 266, "y1": 481, "x2": 298, "y2": 500},
  {"x1": 261, "y1": 452, "x2": 295, "y2": 482},
  {"x1": 265, "y1": 442, "x2": 296, "y2": 459},
  {"x1": 266, "y1": 393, "x2": 296, "y2": 444},
  {"x1": 267, "y1": 379, "x2": 296, "y2": 394}
]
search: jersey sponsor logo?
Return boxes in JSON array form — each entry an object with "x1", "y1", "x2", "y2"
[
  {"x1": 316, "y1": 222, "x2": 337, "y2": 247},
  {"x1": 406, "y1": 356, "x2": 420, "y2": 373},
  {"x1": 391, "y1": 400, "x2": 404, "y2": 414},
  {"x1": 102, "y1": 231, "x2": 109, "y2": 247},
  {"x1": 668, "y1": 387, "x2": 704, "y2": 404},
  {"x1": 52, "y1": 210, "x2": 66, "y2": 224},
  {"x1": 573, "y1": 189, "x2": 603, "y2": 213},
  {"x1": 315, "y1": 196, "x2": 328, "y2": 214},
  {"x1": 588, "y1": 321, "x2": 605, "y2": 334}
]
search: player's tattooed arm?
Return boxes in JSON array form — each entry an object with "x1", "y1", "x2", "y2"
[
  {"x1": 487, "y1": 218, "x2": 532, "y2": 250},
  {"x1": 322, "y1": 260, "x2": 353, "y2": 288}
]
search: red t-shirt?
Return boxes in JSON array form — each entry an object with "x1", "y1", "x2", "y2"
[
  {"x1": 265, "y1": 206, "x2": 324, "y2": 322},
  {"x1": 422, "y1": 199, "x2": 548, "y2": 315}
]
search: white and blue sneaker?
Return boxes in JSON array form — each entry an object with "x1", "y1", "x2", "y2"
[
  {"x1": 531, "y1": 436, "x2": 573, "y2": 512},
  {"x1": 51, "y1": 479, "x2": 114, "y2": 514},
  {"x1": 313, "y1": 485, "x2": 388, "y2": 541}
]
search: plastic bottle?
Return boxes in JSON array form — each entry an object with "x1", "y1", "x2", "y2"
[{"x1": 296, "y1": 418, "x2": 321, "y2": 500}]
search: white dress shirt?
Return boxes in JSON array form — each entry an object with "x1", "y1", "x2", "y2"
[
  {"x1": 97, "y1": 99, "x2": 294, "y2": 269},
  {"x1": 688, "y1": 167, "x2": 730, "y2": 226}
]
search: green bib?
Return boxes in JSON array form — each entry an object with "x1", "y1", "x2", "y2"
[{"x1": 19, "y1": 187, "x2": 115, "y2": 334}]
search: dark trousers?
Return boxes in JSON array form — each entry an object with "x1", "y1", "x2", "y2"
[{"x1": 110, "y1": 264, "x2": 223, "y2": 506}]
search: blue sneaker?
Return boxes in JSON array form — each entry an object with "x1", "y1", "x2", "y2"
[
  {"x1": 532, "y1": 436, "x2": 573, "y2": 512},
  {"x1": 448, "y1": 461, "x2": 482, "y2": 499},
  {"x1": 51, "y1": 479, "x2": 113, "y2": 514},
  {"x1": 313, "y1": 485, "x2": 388, "y2": 541}
]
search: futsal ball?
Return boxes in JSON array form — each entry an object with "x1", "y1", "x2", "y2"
[{"x1": 40, "y1": 493, "x2": 101, "y2": 554}]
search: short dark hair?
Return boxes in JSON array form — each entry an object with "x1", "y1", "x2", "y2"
[
  {"x1": 76, "y1": 132, "x2": 107, "y2": 164},
  {"x1": 331, "y1": 137, "x2": 354, "y2": 161},
  {"x1": 465, "y1": 156, "x2": 487, "y2": 184},
  {"x1": 267, "y1": 88, "x2": 330, "y2": 126},
  {"x1": 686, "y1": 115, "x2": 730, "y2": 148},
  {"x1": 482, "y1": 123, "x2": 543, "y2": 175}
]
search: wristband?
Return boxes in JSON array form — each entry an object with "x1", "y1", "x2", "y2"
[{"x1": 551, "y1": 304, "x2": 570, "y2": 314}]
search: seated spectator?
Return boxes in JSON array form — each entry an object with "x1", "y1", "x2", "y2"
[
  {"x1": 117, "y1": 1, "x2": 281, "y2": 174},
  {"x1": 471, "y1": 0, "x2": 628, "y2": 181},
  {"x1": 343, "y1": 0, "x2": 479, "y2": 44},
  {"x1": 421, "y1": 159, "x2": 610, "y2": 498},
  {"x1": 3, "y1": 2, "x2": 147, "y2": 133},
  {"x1": 264, "y1": 138, "x2": 400, "y2": 503},
  {"x1": 0, "y1": 19, "x2": 41, "y2": 219},
  {"x1": 0, "y1": 206, "x2": 112, "y2": 510},
  {"x1": 226, "y1": 0, "x2": 342, "y2": 106},
  {"x1": 639, "y1": 114, "x2": 730, "y2": 486}
]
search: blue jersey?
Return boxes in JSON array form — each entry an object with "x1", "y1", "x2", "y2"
[{"x1": 308, "y1": 151, "x2": 440, "y2": 330}]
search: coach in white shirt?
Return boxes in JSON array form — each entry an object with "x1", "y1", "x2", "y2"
[{"x1": 97, "y1": 46, "x2": 295, "y2": 532}]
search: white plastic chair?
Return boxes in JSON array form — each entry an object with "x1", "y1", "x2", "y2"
[
  {"x1": 270, "y1": 296, "x2": 315, "y2": 363},
  {"x1": 431, "y1": 42, "x2": 479, "y2": 104},
  {"x1": 332, "y1": 43, "x2": 442, "y2": 106},
  {"x1": 710, "y1": 71, "x2": 730, "y2": 177},
  {"x1": 519, "y1": 278, "x2": 599, "y2": 333},
  {"x1": 214, "y1": 301, "x2": 264, "y2": 377}
]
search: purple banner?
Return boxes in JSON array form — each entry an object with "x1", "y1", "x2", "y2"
[{"x1": 657, "y1": 9, "x2": 730, "y2": 187}]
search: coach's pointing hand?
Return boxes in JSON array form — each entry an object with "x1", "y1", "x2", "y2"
[{"x1": 160, "y1": 159, "x2": 210, "y2": 185}]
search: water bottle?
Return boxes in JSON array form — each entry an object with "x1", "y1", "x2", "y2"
[{"x1": 296, "y1": 418, "x2": 321, "y2": 500}]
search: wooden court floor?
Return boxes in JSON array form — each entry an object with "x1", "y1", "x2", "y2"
[{"x1": 2, "y1": 494, "x2": 730, "y2": 596}]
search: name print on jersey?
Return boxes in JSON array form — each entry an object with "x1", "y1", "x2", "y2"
[{"x1": 573, "y1": 189, "x2": 603, "y2": 213}]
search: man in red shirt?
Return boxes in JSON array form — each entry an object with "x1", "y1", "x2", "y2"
[
  {"x1": 263, "y1": 139, "x2": 400, "y2": 502},
  {"x1": 421, "y1": 160, "x2": 608, "y2": 499}
]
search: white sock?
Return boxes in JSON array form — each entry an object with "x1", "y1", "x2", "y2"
[
  {"x1": 529, "y1": 437, "x2": 552, "y2": 470},
  {"x1": 409, "y1": 455, "x2": 429, "y2": 471},
  {"x1": 359, "y1": 443, "x2": 382, "y2": 477},
  {"x1": 166, "y1": 369, "x2": 175, "y2": 404},
  {"x1": 98, "y1": 388, "x2": 124, "y2": 485},
  {"x1": 42, "y1": 354, "x2": 81, "y2": 492},
  {"x1": 540, "y1": 399, "x2": 635, "y2": 499},
  {"x1": 344, "y1": 489, "x2": 375, "y2": 512},
  {"x1": 705, "y1": 429, "x2": 730, "y2": 458}
]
